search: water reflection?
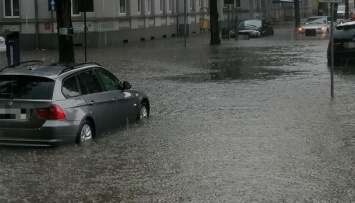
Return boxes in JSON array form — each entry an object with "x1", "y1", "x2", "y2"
[{"x1": 166, "y1": 46, "x2": 306, "y2": 82}]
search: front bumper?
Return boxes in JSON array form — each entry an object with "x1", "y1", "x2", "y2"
[
  {"x1": 0, "y1": 120, "x2": 81, "y2": 147},
  {"x1": 298, "y1": 28, "x2": 327, "y2": 35}
]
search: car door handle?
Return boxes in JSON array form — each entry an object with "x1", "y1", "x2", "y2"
[
  {"x1": 89, "y1": 100, "x2": 95, "y2": 106},
  {"x1": 112, "y1": 97, "x2": 117, "y2": 101}
]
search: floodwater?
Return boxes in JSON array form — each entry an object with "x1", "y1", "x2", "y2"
[{"x1": 1, "y1": 25, "x2": 355, "y2": 202}]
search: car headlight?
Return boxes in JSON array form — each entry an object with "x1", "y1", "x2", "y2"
[
  {"x1": 298, "y1": 27, "x2": 304, "y2": 31},
  {"x1": 251, "y1": 31, "x2": 260, "y2": 35}
]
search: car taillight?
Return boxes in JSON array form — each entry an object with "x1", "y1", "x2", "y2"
[
  {"x1": 328, "y1": 41, "x2": 342, "y2": 50},
  {"x1": 35, "y1": 105, "x2": 66, "y2": 120},
  {"x1": 334, "y1": 43, "x2": 342, "y2": 49}
]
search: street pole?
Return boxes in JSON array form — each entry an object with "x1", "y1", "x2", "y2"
[
  {"x1": 184, "y1": 0, "x2": 187, "y2": 47},
  {"x1": 331, "y1": 3, "x2": 334, "y2": 98},
  {"x1": 228, "y1": 3, "x2": 230, "y2": 40},
  {"x1": 35, "y1": 0, "x2": 39, "y2": 50},
  {"x1": 84, "y1": 11, "x2": 87, "y2": 62}
]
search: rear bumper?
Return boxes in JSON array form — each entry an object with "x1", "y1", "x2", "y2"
[
  {"x1": 328, "y1": 49, "x2": 355, "y2": 60},
  {"x1": 0, "y1": 120, "x2": 81, "y2": 147}
]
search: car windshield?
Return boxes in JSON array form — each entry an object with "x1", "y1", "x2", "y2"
[
  {"x1": 305, "y1": 17, "x2": 327, "y2": 24},
  {"x1": 238, "y1": 20, "x2": 261, "y2": 28},
  {"x1": 0, "y1": 75, "x2": 54, "y2": 99}
]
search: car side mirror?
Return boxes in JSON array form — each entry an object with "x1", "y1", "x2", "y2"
[{"x1": 122, "y1": 81, "x2": 132, "y2": 90}]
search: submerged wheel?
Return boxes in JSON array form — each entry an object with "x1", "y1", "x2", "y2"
[
  {"x1": 76, "y1": 120, "x2": 93, "y2": 144},
  {"x1": 137, "y1": 102, "x2": 149, "y2": 121}
]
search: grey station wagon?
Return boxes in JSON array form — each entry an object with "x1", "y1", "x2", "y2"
[{"x1": 0, "y1": 61, "x2": 150, "y2": 147}]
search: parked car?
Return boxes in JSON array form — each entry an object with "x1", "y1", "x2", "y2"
[
  {"x1": 0, "y1": 36, "x2": 6, "y2": 52},
  {"x1": 0, "y1": 61, "x2": 150, "y2": 146},
  {"x1": 327, "y1": 21, "x2": 355, "y2": 65},
  {"x1": 298, "y1": 16, "x2": 331, "y2": 35},
  {"x1": 230, "y1": 19, "x2": 274, "y2": 38}
]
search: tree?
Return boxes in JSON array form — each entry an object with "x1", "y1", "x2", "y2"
[
  {"x1": 54, "y1": 0, "x2": 75, "y2": 64},
  {"x1": 294, "y1": 0, "x2": 300, "y2": 31},
  {"x1": 210, "y1": 0, "x2": 221, "y2": 45},
  {"x1": 345, "y1": 0, "x2": 349, "y2": 19}
]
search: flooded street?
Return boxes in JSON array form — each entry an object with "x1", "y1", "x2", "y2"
[{"x1": 1, "y1": 24, "x2": 355, "y2": 202}]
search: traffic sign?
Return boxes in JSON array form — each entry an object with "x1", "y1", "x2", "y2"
[
  {"x1": 318, "y1": 0, "x2": 343, "y2": 3},
  {"x1": 48, "y1": 0, "x2": 55, "y2": 11}
]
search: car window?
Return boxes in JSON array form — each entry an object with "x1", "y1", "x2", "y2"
[
  {"x1": 95, "y1": 69, "x2": 122, "y2": 91},
  {"x1": 77, "y1": 75, "x2": 89, "y2": 95},
  {"x1": 239, "y1": 20, "x2": 261, "y2": 28},
  {"x1": 0, "y1": 75, "x2": 54, "y2": 99},
  {"x1": 78, "y1": 69, "x2": 104, "y2": 94},
  {"x1": 62, "y1": 75, "x2": 80, "y2": 98},
  {"x1": 306, "y1": 17, "x2": 326, "y2": 24},
  {"x1": 334, "y1": 24, "x2": 355, "y2": 38}
]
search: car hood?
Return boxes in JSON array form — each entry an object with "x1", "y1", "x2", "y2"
[
  {"x1": 301, "y1": 24, "x2": 328, "y2": 29},
  {"x1": 238, "y1": 29, "x2": 258, "y2": 33},
  {"x1": 239, "y1": 26, "x2": 259, "y2": 31}
]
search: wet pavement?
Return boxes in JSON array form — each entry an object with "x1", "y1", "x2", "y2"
[{"x1": 1, "y1": 24, "x2": 355, "y2": 202}]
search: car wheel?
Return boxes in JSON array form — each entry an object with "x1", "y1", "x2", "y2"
[
  {"x1": 137, "y1": 102, "x2": 149, "y2": 121},
  {"x1": 76, "y1": 120, "x2": 93, "y2": 144},
  {"x1": 328, "y1": 58, "x2": 340, "y2": 66}
]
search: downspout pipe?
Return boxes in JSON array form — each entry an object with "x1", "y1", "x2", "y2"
[{"x1": 35, "y1": 0, "x2": 39, "y2": 50}]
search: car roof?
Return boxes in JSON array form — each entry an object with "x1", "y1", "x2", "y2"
[
  {"x1": 336, "y1": 21, "x2": 355, "y2": 27},
  {"x1": 0, "y1": 61, "x2": 101, "y2": 79},
  {"x1": 308, "y1": 16, "x2": 329, "y2": 18}
]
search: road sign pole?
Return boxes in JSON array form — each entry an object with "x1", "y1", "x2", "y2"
[
  {"x1": 330, "y1": 2, "x2": 334, "y2": 98},
  {"x1": 84, "y1": 11, "x2": 87, "y2": 62}
]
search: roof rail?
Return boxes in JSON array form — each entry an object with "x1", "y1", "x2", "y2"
[
  {"x1": 0, "y1": 60, "x2": 43, "y2": 72},
  {"x1": 59, "y1": 62, "x2": 101, "y2": 75}
]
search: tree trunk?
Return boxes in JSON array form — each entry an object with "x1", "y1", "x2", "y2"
[
  {"x1": 54, "y1": 0, "x2": 75, "y2": 64},
  {"x1": 294, "y1": 0, "x2": 300, "y2": 31},
  {"x1": 333, "y1": 3, "x2": 338, "y2": 22},
  {"x1": 345, "y1": 0, "x2": 349, "y2": 19},
  {"x1": 210, "y1": 0, "x2": 221, "y2": 45}
]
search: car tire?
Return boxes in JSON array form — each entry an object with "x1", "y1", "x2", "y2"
[
  {"x1": 137, "y1": 102, "x2": 149, "y2": 121},
  {"x1": 76, "y1": 120, "x2": 93, "y2": 144},
  {"x1": 328, "y1": 58, "x2": 340, "y2": 66}
]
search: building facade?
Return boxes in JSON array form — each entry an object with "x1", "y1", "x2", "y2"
[
  {"x1": 0, "y1": 0, "x2": 321, "y2": 50},
  {"x1": 0, "y1": 0, "x2": 210, "y2": 50}
]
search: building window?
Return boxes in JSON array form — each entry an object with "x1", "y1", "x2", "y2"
[
  {"x1": 4, "y1": 0, "x2": 19, "y2": 17},
  {"x1": 148, "y1": 0, "x2": 152, "y2": 13},
  {"x1": 190, "y1": 0, "x2": 193, "y2": 9},
  {"x1": 138, "y1": 0, "x2": 142, "y2": 13},
  {"x1": 168, "y1": 0, "x2": 173, "y2": 12},
  {"x1": 119, "y1": 0, "x2": 126, "y2": 14},
  {"x1": 236, "y1": 0, "x2": 240, "y2": 7},
  {"x1": 160, "y1": 0, "x2": 164, "y2": 12},
  {"x1": 198, "y1": 0, "x2": 201, "y2": 8},
  {"x1": 71, "y1": 0, "x2": 80, "y2": 16}
]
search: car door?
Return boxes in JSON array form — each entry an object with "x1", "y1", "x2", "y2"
[
  {"x1": 77, "y1": 69, "x2": 115, "y2": 134},
  {"x1": 94, "y1": 68, "x2": 135, "y2": 126}
]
